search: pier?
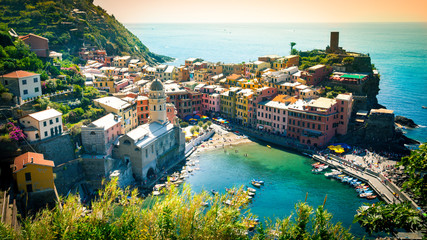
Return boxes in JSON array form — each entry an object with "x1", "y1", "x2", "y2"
[{"x1": 312, "y1": 154, "x2": 399, "y2": 204}]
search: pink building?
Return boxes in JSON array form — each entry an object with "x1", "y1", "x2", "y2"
[
  {"x1": 166, "y1": 103, "x2": 177, "y2": 123},
  {"x1": 248, "y1": 87, "x2": 277, "y2": 127},
  {"x1": 81, "y1": 113, "x2": 122, "y2": 155},
  {"x1": 200, "y1": 85, "x2": 225, "y2": 115},
  {"x1": 114, "y1": 78, "x2": 130, "y2": 93},
  {"x1": 256, "y1": 95, "x2": 297, "y2": 135},
  {"x1": 286, "y1": 93, "x2": 353, "y2": 147},
  {"x1": 300, "y1": 64, "x2": 331, "y2": 86}
]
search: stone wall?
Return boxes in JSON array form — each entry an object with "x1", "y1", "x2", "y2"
[
  {"x1": 81, "y1": 158, "x2": 107, "y2": 190},
  {"x1": 81, "y1": 127, "x2": 106, "y2": 154},
  {"x1": 23, "y1": 134, "x2": 75, "y2": 166},
  {"x1": 53, "y1": 159, "x2": 84, "y2": 195},
  {"x1": 365, "y1": 111, "x2": 395, "y2": 142}
]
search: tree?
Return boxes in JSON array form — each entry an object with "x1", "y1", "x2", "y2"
[
  {"x1": 206, "y1": 121, "x2": 212, "y2": 127},
  {"x1": 198, "y1": 121, "x2": 203, "y2": 127},
  {"x1": 290, "y1": 42, "x2": 296, "y2": 54},
  {"x1": 354, "y1": 202, "x2": 422, "y2": 235},
  {"x1": 202, "y1": 124, "x2": 208, "y2": 131},
  {"x1": 180, "y1": 122, "x2": 189, "y2": 128},
  {"x1": 190, "y1": 127, "x2": 195, "y2": 135},
  {"x1": 397, "y1": 143, "x2": 427, "y2": 206}
]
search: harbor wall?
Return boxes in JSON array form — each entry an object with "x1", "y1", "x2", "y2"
[{"x1": 185, "y1": 129, "x2": 215, "y2": 154}]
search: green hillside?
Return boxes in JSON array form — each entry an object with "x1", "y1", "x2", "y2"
[{"x1": 0, "y1": 0, "x2": 173, "y2": 65}]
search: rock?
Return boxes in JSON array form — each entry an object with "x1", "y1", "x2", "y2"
[{"x1": 395, "y1": 116, "x2": 418, "y2": 128}]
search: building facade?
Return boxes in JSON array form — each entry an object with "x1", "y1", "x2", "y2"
[
  {"x1": 1, "y1": 71, "x2": 42, "y2": 102},
  {"x1": 19, "y1": 109, "x2": 63, "y2": 142}
]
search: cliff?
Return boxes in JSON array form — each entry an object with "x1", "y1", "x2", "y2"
[{"x1": 0, "y1": 0, "x2": 173, "y2": 65}]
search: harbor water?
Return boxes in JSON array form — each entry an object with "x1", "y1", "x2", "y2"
[{"x1": 185, "y1": 142, "x2": 377, "y2": 238}]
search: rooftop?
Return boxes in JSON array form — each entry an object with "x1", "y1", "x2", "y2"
[
  {"x1": 227, "y1": 74, "x2": 242, "y2": 80},
  {"x1": 371, "y1": 108, "x2": 394, "y2": 114},
  {"x1": 308, "y1": 97, "x2": 336, "y2": 109},
  {"x1": 89, "y1": 113, "x2": 121, "y2": 130},
  {"x1": 26, "y1": 109, "x2": 62, "y2": 121},
  {"x1": 125, "y1": 122, "x2": 175, "y2": 148},
  {"x1": 14, "y1": 152, "x2": 54, "y2": 173},
  {"x1": 340, "y1": 74, "x2": 368, "y2": 80},
  {"x1": 94, "y1": 96, "x2": 131, "y2": 110},
  {"x1": 307, "y1": 64, "x2": 325, "y2": 70},
  {"x1": 3, "y1": 70, "x2": 39, "y2": 79},
  {"x1": 336, "y1": 93, "x2": 352, "y2": 101}
]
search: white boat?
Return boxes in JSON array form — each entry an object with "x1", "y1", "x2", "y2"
[
  {"x1": 359, "y1": 192, "x2": 373, "y2": 198},
  {"x1": 251, "y1": 181, "x2": 261, "y2": 188},
  {"x1": 153, "y1": 191, "x2": 161, "y2": 196},
  {"x1": 247, "y1": 187, "x2": 256, "y2": 193},
  {"x1": 247, "y1": 191, "x2": 255, "y2": 196}
]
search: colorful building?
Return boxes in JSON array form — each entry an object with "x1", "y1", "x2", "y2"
[
  {"x1": 1, "y1": 70, "x2": 42, "y2": 102},
  {"x1": 247, "y1": 87, "x2": 278, "y2": 127},
  {"x1": 220, "y1": 87, "x2": 241, "y2": 120},
  {"x1": 19, "y1": 108, "x2": 63, "y2": 142},
  {"x1": 136, "y1": 96, "x2": 150, "y2": 124},
  {"x1": 13, "y1": 152, "x2": 55, "y2": 193},
  {"x1": 235, "y1": 89, "x2": 254, "y2": 126},
  {"x1": 19, "y1": 34, "x2": 49, "y2": 58},
  {"x1": 300, "y1": 64, "x2": 330, "y2": 86},
  {"x1": 81, "y1": 113, "x2": 122, "y2": 155},
  {"x1": 256, "y1": 95, "x2": 297, "y2": 134},
  {"x1": 94, "y1": 96, "x2": 137, "y2": 134}
]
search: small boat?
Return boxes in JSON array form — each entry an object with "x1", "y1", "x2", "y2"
[
  {"x1": 247, "y1": 187, "x2": 256, "y2": 193},
  {"x1": 267, "y1": 145, "x2": 271, "y2": 149},
  {"x1": 359, "y1": 192, "x2": 373, "y2": 198},
  {"x1": 312, "y1": 162, "x2": 321, "y2": 167},
  {"x1": 226, "y1": 188, "x2": 236, "y2": 195},
  {"x1": 247, "y1": 192, "x2": 255, "y2": 197},
  {"x1": 251, "y1": 181, "x2": 261, "y2": 188},
  {"x1": 366, "y1": 195, "x2": 377, "y2": 200},
  {"x1": 211, "y1": 189, "x2": 218, "y2": 195},
  {"x1": 201, "y1": 202, "x2": 209, "y2": 207},
  {"x1": 153, "y1": 191, "x2": 161, "y2": 196},
  {"x1": 252, "y1": 179, "x2": 264, "y2": 185},
  {"x1": 422, "y1": 106, "x2": 427, "y2": 109},
  {"x1": 223, "y1": 199, "x2": 233, "y2": 206}
]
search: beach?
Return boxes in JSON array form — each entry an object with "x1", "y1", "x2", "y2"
[{"x1": 193, "y1": 125, "x2": 253, "y2": 153}]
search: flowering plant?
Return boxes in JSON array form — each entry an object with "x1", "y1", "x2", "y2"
[{"x1": 7, "y1": 122, "x2": 26, "y2": 141}]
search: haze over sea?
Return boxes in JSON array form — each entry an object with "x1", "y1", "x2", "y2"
[{"x1": 127, "y1": 22, "x2": 427, "y2": 143}]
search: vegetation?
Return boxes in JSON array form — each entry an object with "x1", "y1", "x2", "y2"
[
  {"x1": 298, "y1": 50, "x2": 341, "y2": 70},
  {"x1": 0, "y1": 179, "x2": 356, "y2": 239},
  {"x1": 354, "y1": 202, "x2": 423, "y2": 235},
  {"x1": 322, "y1": 86, "x2": 348, "y2": 99},
  {"x1": 0, "y1": 0, "x2": 172, "y2": 65},
  {"x1": 179, "y1": 121, "x2": 189, "y2": 128},
  {"x1": 397, "y1": 143, "x2": 427, "y2": 206},
  {"x1": 290, "y1": 42, "x2": 296, "y2": 55}
]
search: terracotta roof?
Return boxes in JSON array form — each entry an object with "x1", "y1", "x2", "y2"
[
  {"x1": 227, "y1": 74, "x2": 242, "y2": 81},
  {"x1": 2, "y1": 70, "x2": 39, "y2": 79},
  {"x1": 13, "y1": 152, "x2": 54, "y2": 173},
  {"x1": 272, "y1": 95, "x2": 298, "y2": 104},
  {"x1": 18, "y1": 33, "x2": 48, "y2": 41}
]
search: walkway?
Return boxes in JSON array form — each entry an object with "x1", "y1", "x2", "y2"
[{"x1": 313, "y1": 154, "x2": 399, "y2": 204}]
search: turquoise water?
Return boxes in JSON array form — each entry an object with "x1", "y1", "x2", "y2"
[
  {"x1": 126, "y1": 22, "x2": 427, "y2": 143},
  {"x1": 186, "y1": 142, "x2": 377, "y2": 238}
]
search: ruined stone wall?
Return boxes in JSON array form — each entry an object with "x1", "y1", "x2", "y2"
[
  {"x1": 23, "y1": 134, "x2": 75, "y2": 166},
  {"x1": 53, "y1": 159, "x2": 84, "y2": 195}
]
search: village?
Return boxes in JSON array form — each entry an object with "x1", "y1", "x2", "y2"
[{"x1": 0, "y1": 31, "x2": 412, "y2": 224}]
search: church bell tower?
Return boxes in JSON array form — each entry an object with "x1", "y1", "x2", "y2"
[{"x1": 148, "y1": 79, "x2": 167, "y2": 124}]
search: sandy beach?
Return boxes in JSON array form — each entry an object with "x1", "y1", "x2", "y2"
[{"x1": 194, "y1": 126, "x2": 253, "y2": 153}]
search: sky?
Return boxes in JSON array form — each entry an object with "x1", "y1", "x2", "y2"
[{"x1": 93, "y1": 0, "x2": 427, "y2": 23}]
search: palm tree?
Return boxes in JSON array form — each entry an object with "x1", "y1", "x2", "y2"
[{"x1": 290, "y1": 42, "x2": 296, "y2": 54}]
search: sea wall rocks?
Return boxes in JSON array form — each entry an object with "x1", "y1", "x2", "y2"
[{"x1": 395, "y1": 116, "x2": 418, "y2": 128}]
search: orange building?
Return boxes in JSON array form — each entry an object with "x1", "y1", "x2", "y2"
[
  {"x1": 12, "y1": 152, "x2": 55, "y2": 193},
  {"x1": 136, "y1": 96, "x2": 150, "y2": 124},
  {"x1": 19, "y1": 34, "x2": 49, "y2": 58}
]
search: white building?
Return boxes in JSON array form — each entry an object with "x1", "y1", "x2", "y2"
[
  {"x1": 19, "y1": 109, "x2": 63, "y2": 142},
  {"x1": 1, "y1": 71, "x2": 42, "y2": 103}
]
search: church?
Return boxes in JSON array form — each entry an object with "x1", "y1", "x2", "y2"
[{"x1": 112, "y1": 79, "x2": 185, "y2": 185}]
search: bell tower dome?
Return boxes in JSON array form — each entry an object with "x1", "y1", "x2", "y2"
[{"x1": 148, "y1": 79, "x2": 167, "y2": 124}]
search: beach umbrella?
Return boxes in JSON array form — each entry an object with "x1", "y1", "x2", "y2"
[
  {"x1": 194, "y1": 115, "x2": 201, "y2": 119},
  {"x1": 328, "y1": 145, "x2": 336, "y2": 150},
  {"x1": 184, "y1": 115, "x2": 192, "y2": 121}
]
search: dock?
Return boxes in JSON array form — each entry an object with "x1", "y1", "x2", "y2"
[{"x1": 313, "y1": 154, "x2": 399, "y2": 204}]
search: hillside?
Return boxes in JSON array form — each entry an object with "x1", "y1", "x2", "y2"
[{"x1": 0, "y1": 0, "x2": 173, "y2": 65}]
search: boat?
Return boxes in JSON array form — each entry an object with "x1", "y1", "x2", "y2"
[
  {"x1": 251, "y1": 181, "x2": 261, "y2": 188},
  {"x1": 252, "y1": 179, "x2": 264, "y2": 185},
  {"x1": 267, "y1": 145, "x2": 271, "y2": 149},
  {"x1": 366, "y1": 195, "x2": 377, "y2": 200},
  {"x1": 312, "y1": 162, "x2": 321, "y2": 167},
  {"x1": 211, "y1": 189, "x2": 218, "y2": 195},
  {"x1": 247, "y1": 187, "x2": 256, "y2": 193},
  {"x1": 247, "y1": 191, "x2": 255, "y2": 197},
  {"x1": 201, "y1": 202, "x2": 209, "y2": 207},
  {"x1": 422, "y1": 106, "x2": 427, "y2": 109},
  {"x1": 223, "y1": 199, "x2": 233, "y2": 206},
  {"x1": 153, "y1": 191, "x2": 161, "y2": 196},
  {"x1": 359, "y1": 192, "x2": 373, "y2": 198},
  {"x1": 226, "y1": 188, "x2": 236, "y2": 195}
]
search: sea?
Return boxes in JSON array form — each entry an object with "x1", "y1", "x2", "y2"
[{"x1": 126, "y1": 22, "x2": 427, "y2": 143}]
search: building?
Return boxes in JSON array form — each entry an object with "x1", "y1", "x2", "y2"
[
  {"x1": 12, "y1": 152, "x2": 54, "y2": 193},
  {"x1": 166, "y1": 103, "x2": 177, "y2": 123},
  {"x1": 18, "y1": 33, "x2": 49, "y2": 57},
  {"x1": 113, "y1": 56, "x2": 131, "y2": 67},
  {"x1": 300, "y1": 65, "x2": 330, "y2": 86},
  {"x1": 112, "y1": 79, "x2": 185, "y2": 184},
  {"x1": 81, "y1": 113, "x2": 122, "y2": 155},
  {"x1": 220, "y1": 87, "x2": 241, "y2": 120},
  {"x1": 257, "y1": 95, "x2": 297, "y2": 134},
  {"x1": 1, "y1": 71, "x2": 42, "y2": 102},
  {"x1": 94, "y1": 96, "x2": 137, "y2": 133},
  {"x1": 200, "y1": 85, "x2": 225, "y2": 115},
  {"x1": 136, "y1": 96, "x2": 150, "y2": 124},
  {"x1": 247, "y1": 87, "x2": 277, "y2": 127},
  {"x1": 175, "y1": 66, "x2": 190, "y2": 82},
  {"x1": 19, "y1": 109, "x2": 63, "y2": 142},
  {"x1": 326, "y1": 32, "x2": 341, "y2": 53},
  {"x1": 235, "y1": 89, "x2": 254, "y2": 126},
  {"x1": 286, "y1": 94, "x2": 353, "y2": 147}
]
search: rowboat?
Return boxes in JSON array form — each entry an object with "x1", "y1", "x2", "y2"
[
  {"x1": 153, "y1": 191, "x2": 161, "y2": 196},
  {"x1": 366, "y1": 195, "x2": 377, "y2": 200},
  {"x1": 252, "y1": 179, "x2": 264, "y2": 185},
  {"x1": 247, "y1": 191, "x2": 255, "y2": 197},
  {"x1": 251, "y1": 181, "x2": 261, "y2": 188},
  {"x1": 359, "y1": 192, "x2": 373, "y2": 198},
  {"x1": 247, "y1": 187, "x2": 256, "y2": 193},
  {"x1": 211, "y1": 189, "x2": 218, "y2": 195}
]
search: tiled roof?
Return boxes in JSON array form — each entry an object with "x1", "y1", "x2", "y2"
[
  {"x1": 3, "y1": 70, "x2": 39, "y2": 79},
  {"x1": 27, "y1": 109, "x2": 62, "y2": 121},
  {"x1": 13, "y1": 152, "x2": 54, "y2": 173}
]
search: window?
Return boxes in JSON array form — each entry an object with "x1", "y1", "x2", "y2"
[
  {"x1": 44, "y1": 131, "x2": 48, "y2": 137},
  {"x1": 25, "y1": 172, "x2": 31, "y2": 181},
  {"x1": 23, "y1": 90, "x2": 28, "y2": 95},
  {"x1": 90, "y1": 131, "x2": 96, "y2": 135},
  {"x1": 26, "y1": 184, "x2": 33, "y2": 192},
  {"x1": 50, "y1": 119, "x2": 53, "y2": 125},
  {"x1": 33, "y1": 78, "x2": 38, "y2": 83},
  {"x1": 56, "y1": 117, "x2": 59, "y2": 123},
  {"x1": 35, "y1": 87, "x2": 39, "y2": 92},
  {"x1": 4, "y1": 80, "x2": 8, "y2": 85},
  {"x1": 22, "y1": 79, "x2": 27, "y2": 85}
]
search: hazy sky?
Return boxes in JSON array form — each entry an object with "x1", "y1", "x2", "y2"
[{"x1": 94, "y1": 0, "x2": 427, "y2": 23}]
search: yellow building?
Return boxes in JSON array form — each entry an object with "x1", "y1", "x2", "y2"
[
  {"x1": 220, "y1": 87, "x2": 240, "y2": 120},
  {"x1": 94, "y1": 96, "x2": 138, "y2": 134},
  {"x1": 13, "y1": 152, "x2": 54, "y2": 193},
  {"x1": 235, "y1": 89, "x2": 253, "y2": 126},
  {"x1": 224, "y1": 74, "x2": 242, "y2": 88},
  {"x1": 93, "y1": 75, "x2": 115, "y2": 93},
  {"x1": 238, "y1": 78, "x2": 263, "y2": 90}
]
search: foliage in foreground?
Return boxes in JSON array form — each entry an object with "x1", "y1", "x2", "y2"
[
  {"x1": 397, "y1": 143, "x2": 427, "y2": 206},
  {"x1": 1, "y1": 179, "x2": 356, "y2": 239},
  {"x1": 354, "y1": 201, "x2": 423, "y2": 235}
]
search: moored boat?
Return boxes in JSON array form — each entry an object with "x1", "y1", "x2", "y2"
[
  {"x1": 359, "y1": 192, "x2": 373, "y2": 198},
  {"x1": 252, "y1": 179, "x2": 264, "y2": 185},
  {"x1": 251, "y1": 181, "x2": 261, "y2": 188},
  {"x1": 211, "y1": 189, "x2": 218, "y2": 195},
  {"x1": 247, "y1": 187, "x2": 256, "y2": 193},
  {"x1": 366, "y1": 195, "x2": 377, "y2": 200}
]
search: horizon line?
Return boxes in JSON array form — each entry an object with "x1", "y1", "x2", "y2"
[{"x1": 122, "y1": 21, "x2": 427, "y2": 24}]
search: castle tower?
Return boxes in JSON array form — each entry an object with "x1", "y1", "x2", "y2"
[
  {"x1": 329, "y1": 32, "x2": 339, "y2": 53},
  {"x1": 148, "y1": 79, "x2": 167, "y2": 124}
]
